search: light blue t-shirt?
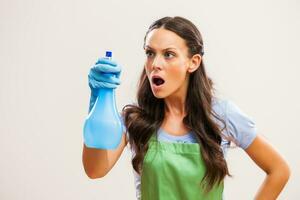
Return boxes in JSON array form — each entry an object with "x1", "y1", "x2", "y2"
[{"x1": 123, "y1": 98, "x2": 257, "y2": 200}]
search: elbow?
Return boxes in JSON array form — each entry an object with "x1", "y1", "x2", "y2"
[
  {"x1": 278, "y1": 166, "x2": 291, "y2": 188},
  {"x1": 86, "y1": 173, "x2": 102, "y2": 179},
  {"x1": 279, "y1": 159, "x2": 291, "y2": 183},
  {"x1": 85, "y1": 170, "x2": 108, "y2": 179},
  {"x1": 83, "y1": 164, "x2": 109, "y2": 179},
  {"x1": 271, "y1": 161, "x2": 291, "y2": 184}
]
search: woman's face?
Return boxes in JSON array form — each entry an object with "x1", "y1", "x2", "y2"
[{"x1": 144, "y1": 28, "x2": 199, "y2": 99}]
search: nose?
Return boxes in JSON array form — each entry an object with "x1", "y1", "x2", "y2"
[{"x1": 152, "y1": 55, "x2": 163, "y2": 70}]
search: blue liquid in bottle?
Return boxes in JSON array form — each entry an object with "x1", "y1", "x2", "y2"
[{"x1": 83, "y1": 51, "x2": 123, "y2": 149}]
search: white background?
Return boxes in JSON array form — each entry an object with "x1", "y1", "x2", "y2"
[{"x1": 0, "y1": 0, "x2": 299, "y2": 199}]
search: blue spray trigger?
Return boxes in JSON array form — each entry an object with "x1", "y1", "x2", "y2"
[
  {"x1": 104, "y1": 51, "x2": 114, "y2": 76},
  {"x1": 105, "y1": 51, "x2": 112, "y2": 58}
]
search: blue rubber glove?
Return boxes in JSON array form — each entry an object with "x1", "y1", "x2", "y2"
[{"x1": 88, "y1": 58, "x2": 122, "y2": 113}]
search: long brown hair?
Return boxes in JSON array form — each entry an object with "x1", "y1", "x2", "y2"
[{"x1": 122, "y1": 16, "x2": 232, "y2": 193}]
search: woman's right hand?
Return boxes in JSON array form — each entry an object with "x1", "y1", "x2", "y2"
[
  {"x1": 88, "y1": 58, "x2": 122, "y2": 112},
  {"x1": 88, "y1": 58, "x2": 122, "y2": 91}
]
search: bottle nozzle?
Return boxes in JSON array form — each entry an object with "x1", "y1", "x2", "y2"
[{"x1": 105, "y1": 51, "x2": 112, "y2": 59}]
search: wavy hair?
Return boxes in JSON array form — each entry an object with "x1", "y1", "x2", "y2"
[{"x1": 122, "y1": 16, "x2": 232, "y2": 193}]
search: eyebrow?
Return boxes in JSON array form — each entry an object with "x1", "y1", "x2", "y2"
[{"x1": 144, "y1": 45, "x2": 178, "y2": 51}]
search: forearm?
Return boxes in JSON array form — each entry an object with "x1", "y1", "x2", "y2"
[
  {"x1": 82, "y1": 133, "x2": 127, "y2": 179},
  {"x1": 254, "y1": 169, "x2": 290, "y2": 200},
  {"x1": 82, "y1": 144, "x2": 110, "y2": 178}
]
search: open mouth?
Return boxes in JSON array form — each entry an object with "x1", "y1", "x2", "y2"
[{"x1": 152, "y1": 77, "x2": 165, "y2": 86}]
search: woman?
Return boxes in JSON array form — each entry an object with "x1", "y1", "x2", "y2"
[{"x1": 83, "y1": 16, "x2": 290, "y2": 200}]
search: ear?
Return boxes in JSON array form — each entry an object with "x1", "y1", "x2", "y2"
[{"x1": 187, "y1": 54, "x2": 202, "y2": 73}]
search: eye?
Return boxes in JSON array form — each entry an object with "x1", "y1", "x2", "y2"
[
  {"x1": 164, "y1": 51, "x2": 175, "y2": 59},
  {"x1": 145, "y1": 50, "x2": 154, "y2": 58}
]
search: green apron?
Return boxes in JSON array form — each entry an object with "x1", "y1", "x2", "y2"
[{"x1": 141, "y1": 135, "x2": 224, "y2": 200}]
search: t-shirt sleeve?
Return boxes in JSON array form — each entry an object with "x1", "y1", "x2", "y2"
[{"x1": 225, "y1": 100, "x2": 257, "y2": 150}]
